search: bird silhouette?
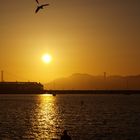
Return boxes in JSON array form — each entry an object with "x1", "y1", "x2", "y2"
[
  {"x1": 35, "y1": 4, "x2": 49, "y2": 13},
  {"x1": 35, "y1": 0, "x2": 39, "y2": 4}
]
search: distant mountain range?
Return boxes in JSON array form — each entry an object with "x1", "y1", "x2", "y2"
[{"x1": 45, "y1": 73, "x2": 140, "y2": 90}]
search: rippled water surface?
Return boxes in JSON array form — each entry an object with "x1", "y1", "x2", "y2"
[{"x1": 0, "y1": 94, "x2": 140, "y2": 140}]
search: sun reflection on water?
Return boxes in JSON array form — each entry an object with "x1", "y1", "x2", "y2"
[{"x1": 29, "y1": 94, "x2": 61, "y2": 139}]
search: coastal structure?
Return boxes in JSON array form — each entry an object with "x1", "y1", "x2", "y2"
[
  {"x1": 0, "y1": 82, "x2": 44, "y2": 94},
  {"x1": 0, "y1": 71, "x2": 45, "y2": 94}
]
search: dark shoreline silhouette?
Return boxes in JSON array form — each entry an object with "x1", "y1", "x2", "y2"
[{"x1": 45, "y1": 89, "x2": 140, "y2": 95}]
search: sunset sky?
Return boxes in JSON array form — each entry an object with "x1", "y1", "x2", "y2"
[{"x1": 0, "y1": 0, "x2": 140, "y2": 83}]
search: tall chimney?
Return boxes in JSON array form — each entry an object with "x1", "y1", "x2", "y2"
[
  {"x1": 1, "y1": 70, "x2": 4, "y2": 82},
  {"x1": 104, "y1": 72, "x2": 107, "y2": 80}
]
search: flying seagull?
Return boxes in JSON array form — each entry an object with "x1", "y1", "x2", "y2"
[
  {"x1": 35, "y1": 0, "x2": 39, "y2": 4},
  {"x1": 35, "y1": 4, "x2": 49, "y2": 13}
]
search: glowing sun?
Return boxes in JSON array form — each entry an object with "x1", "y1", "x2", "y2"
[{"x1": 42, "y1": 54, "x2": 52, "y2": 63}]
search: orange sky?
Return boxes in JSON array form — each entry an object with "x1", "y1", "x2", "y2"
[{"x1": 0, "y1": 0, "x2": 140, "y2": 83}]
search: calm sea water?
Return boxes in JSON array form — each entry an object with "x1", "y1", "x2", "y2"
[{"x1": 0, "y1": 93, "x2": 140, "y2": 140}]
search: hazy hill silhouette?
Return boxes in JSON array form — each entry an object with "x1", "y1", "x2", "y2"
[{"x1": 45, "y1": 73, "x2": 140, "y2": 90}]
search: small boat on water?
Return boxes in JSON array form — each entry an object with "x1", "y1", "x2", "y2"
[
  {"x1": 53, "y1": 93, "x2": 56, "y2": 96},
  {"x1": 47, "y1": 90, "x2": 56, "y2": 96}
]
